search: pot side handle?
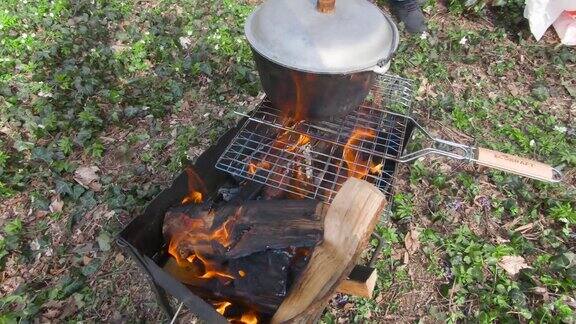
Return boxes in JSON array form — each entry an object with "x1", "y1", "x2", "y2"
[
  {"x1": 474, "y1": 147, "x2": 562, "y2": 183},
  {"x1": 373, "y1": 13, "x2": 400, "y2": 73}
]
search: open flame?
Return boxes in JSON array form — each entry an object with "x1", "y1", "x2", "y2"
[
  {"x1": 182, "y1": 191, "x2": 203, "y2": 204},
  {"x1": 169, "y1": 169, "x2": 239, "y2": 281},
  {"x1": 214, "y1": 301, "x2": 232, "y2": 315},
  {"x1": 182, "y1": 167, "x2": 207, "y2": 204},
  {"x1": 192, "y1": 253, "x2": 236, "y2": 280},
  {"x1": 370, "y1": 162, "x2": 383, "y2": 175},
  {"x1": 169, "y1": 168, "x2": 260, "y2": 323},
  {"x1": 285, "y1": 72, "x2": 311, "y2": 121},
  {"x1": 247, "y1": 130, "x2": 311, "y2": 178},
  {"x1": 235, "y1": 310, "x2": 258, "y2": 324},
  {"x1": 286, "y1": 134, "x2": 311, "y2": 152},
  {"x1": 247, "y1": 160, "x2": 271, "y2": 175},
  {"x1": 168, "y1": 214, "x2": 237, "y2": 280},
  {"x1": 343, "y1": 128, "x2": 384, "y2": 179},
  {"x1": 212, "y1": 300, "x2": 259, "y2": 324}
]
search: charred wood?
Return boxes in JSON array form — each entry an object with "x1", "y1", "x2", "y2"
[
  {"x1": 163, "y1": 199, "x2": 325, "y2": 260},
  {"x1": 163, "y1": 250, "x2": 292, "y2": 315}
]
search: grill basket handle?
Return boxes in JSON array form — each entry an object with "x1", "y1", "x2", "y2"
[
  {"x1": 317, "y1": 0, "x2": 335, "y2": 13},
  {"x1": 474, "y1": 148, "x2": 562, "y2": 183}
]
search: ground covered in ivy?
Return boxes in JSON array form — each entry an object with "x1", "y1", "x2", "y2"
[{"x1": 0, "y1": 0, "x2": 574, "y2": 322}]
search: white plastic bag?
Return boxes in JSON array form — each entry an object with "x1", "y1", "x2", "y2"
[
  {"x1": 524, "y1": 0, "x2": 576, "y2": 41},
  {"x1": 553, "y1": 11, "x2": 576, "y2": 46}
]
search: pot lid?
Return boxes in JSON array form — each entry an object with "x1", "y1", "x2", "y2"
[{"x1": 245, "y1": 0, "x2": 398, "y2": 74}]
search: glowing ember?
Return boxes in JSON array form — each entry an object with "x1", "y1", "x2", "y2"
[
  {"x1": 214, "y1": 301, "x2": 232, "y2": 315},
  {"x1": 343, "y1": 128, "x2": 376, "y2": 179},
  {"x1": 238, "y1": 270, "x2": 246, "y2": 277},
  {"x1": 248, "y1": 162, "x2": 257, "y2": 175}
]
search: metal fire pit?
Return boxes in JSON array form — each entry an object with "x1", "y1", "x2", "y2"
[
  {"x1": 116, "y1": 75, "x2": 414, "y2": 322},
  {"x1": 117, "y1": 128, "x2": 240, "y2": 323}
]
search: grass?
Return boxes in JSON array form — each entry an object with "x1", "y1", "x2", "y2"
[{"x1": 0, "y1": 0, "x2": 575, "y2": 322}]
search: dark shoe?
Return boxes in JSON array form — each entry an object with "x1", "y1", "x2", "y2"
[{"x1": 390, "y1": 0, "x2": 426, "y2": 34}]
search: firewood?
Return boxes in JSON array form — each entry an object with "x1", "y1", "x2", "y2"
[
  {"x1": 232, "y1": 180, "x2": 264, "y2": 201},
  {"x1": 163, "y1": 250, "x2": 292, "y2": 315},
  {"x1": 162, "y1": 205, "x2": 227, "y2": 259},
  {"x1": 261, "y1": 165, "x2": 289, "y2": 200},
  {"x1": 215, "y1": 199, "x2": 326, "y2": 258},
  {"x1": 272, "y1": 178, "x2": 387, "y2": 323},
  {"x1": 163, "y1": 199, "x2": 325, "y2": 260},
  {"x1": 228, "y1": 250, "x2": 290, "y2": 300},
  {"x1": 336, "y1": 265, "x2": 377, "y2": 298},
  {"x1": 162, "y1": 204, "x2": 209, "y2": 239}
]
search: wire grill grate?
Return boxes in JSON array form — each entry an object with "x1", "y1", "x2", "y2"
[{"x1": 216, "y1": 74, "x2": 414, "y2": 203}]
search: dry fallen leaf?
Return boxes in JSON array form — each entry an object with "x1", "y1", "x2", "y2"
[
  {"x1": 115, "y1": 253, "x2": 125, "y2": 263},
  {"x1": 514, "y1": 223, "x2": 535, "y2": 233},
  {"x1": 404, "y1": 228, "x2": 421, "y2": 255},
  {"x1": 563, "y1": 295, "x2": 576, "y2": 308},
  {"x1": 43, "y1": 308, "x2": 61, "y2": 319},
  {"x1": 35, "y1": 210, "x2": 49, "y2": 218},
  {"x1": 494, "y1": 235, "x2": 510, "y2": 244},
  {"x1": 403, "y1": 251, "x2": 410, "y2": 265},
  {"x1": 74, "y1": 166, "x2": 102, "y2": 191},
  {"x1": 533, "y1": 286, "x2": 550, "y2": 301},
  {"x1": 49, "y1": 195, "x2": 63, "y2": 213},
  {"x1": 498, "y1": 255, "x2": 531, "y2": 277},
  {"x1": 392, "y1": 247, "x2": 406, "y2": 261}
]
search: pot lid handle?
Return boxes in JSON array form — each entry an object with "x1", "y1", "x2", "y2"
[{"x1": 317, "y1": 0, "x2": 335, "y2": 13}]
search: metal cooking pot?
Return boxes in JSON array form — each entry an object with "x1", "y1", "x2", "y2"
[{"x1": 245, "y1": 0, "x2": 399, "y2": 120}]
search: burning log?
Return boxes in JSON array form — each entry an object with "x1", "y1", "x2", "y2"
[
  {"x1": 163, "y1": 205, "x2": 229, "y2": 261},
  {"x1": 164, "y1": 251, "x2": 291, "y2": 315},
  {"x1": 261, "y1": 179, "x2": 286, "y2": 200},
  {"x1": 220, "y1": 200, "x2": 326, "y2": 258},
  {"x1": 231, "y1": 180, "x2": 264, "y2": 202},
  {"x1": 244, "y1": 125, "x2": 325, "y2": 201},
  {"x1": 228, "y1": 250, "x2": 291, "y2": 300},
  {"x1": 163, "y1": 200, "x2": 325, "y2": 260},
  {"x1": 261, "y1": 165, "x2": 289, "y2": 200}
]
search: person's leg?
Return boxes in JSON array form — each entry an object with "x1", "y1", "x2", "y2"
[{"x1": 389, "y1": 0, "x2": 426, "y2": 34}]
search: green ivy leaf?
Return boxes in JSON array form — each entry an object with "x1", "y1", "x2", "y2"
[
  {"x1": 55, "y1": 180, "x2": 73, "y2": 196},
  {"x1": 81, "y1": 258, "x2": 102, "y2": 276},
  {"x1": 71, "y1": 185, "x2": 86, "y2": 200},
  {"x1": 97, "y1": 232, "x2": 111, "y2": 252}
]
